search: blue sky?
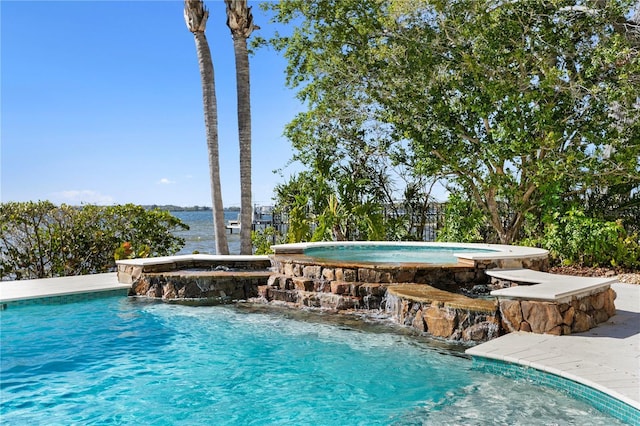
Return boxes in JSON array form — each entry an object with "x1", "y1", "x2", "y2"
[{"x1": 1, "y1": 0, "x2": 303, "y2": 207}]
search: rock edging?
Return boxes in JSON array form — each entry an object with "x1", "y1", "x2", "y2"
[
  {"x1": 498, "y1": 288, "x2": 616, "y2": 335},
  {"x1": 385, "y1": 284, "x2": 500, "y2": 342}
]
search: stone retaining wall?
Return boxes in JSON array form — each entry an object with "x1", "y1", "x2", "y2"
[
  {"x1": 258, "y1": 275, "x2": 501, "y2": 342},
  {"x1": 116, "y1": 253, "x2": 612, "y2": 342},
  {"x1": 129, "y1": 270, "x2": 273, "y2": 304},
  {"x1": 498, "y1": 288, "x2": 617, "y2": 335},
  {"x1": 258, "y1": 274, "x2": 388, "y2": 310},
  {"x1": 270, "y1": 254, "x2": 549, "y2": 294},
  {"x1": 270, "y1": 255, "x2": 489, "y2": 294},
  {"x1": 263, "y1": 253, "x2": 554, "y2": 342},
  {"x1": 259, "y1": 269, "x2": 615, "y2": 341},
  {"x1": 117, "y1": 257, "x2": 273, "y2": 305}
]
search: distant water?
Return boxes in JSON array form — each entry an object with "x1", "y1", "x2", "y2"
[{"x1": 171, "y1": 210, "x2": 241, "y2": 255}]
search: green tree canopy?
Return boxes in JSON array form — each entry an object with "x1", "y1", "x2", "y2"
[{"x1": 262, "y1": 0, "x2": 640, "y2": 244}]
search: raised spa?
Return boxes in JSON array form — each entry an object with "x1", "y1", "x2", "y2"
[
  {"x1": 261, "y1": 242, "x2": 550, "y2": 342},
  {"x1": 270, "y1": 241, "x2": 549, "y2": 287}
]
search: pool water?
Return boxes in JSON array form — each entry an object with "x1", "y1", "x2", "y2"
[
  {"x1": 303, "y1": 244, "x2": 497, "y2": 264},
  {"x1": 0, "y1": 297, "x2": 622, "y2": 425}
]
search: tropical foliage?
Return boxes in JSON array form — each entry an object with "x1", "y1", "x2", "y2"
[
  {"x1": 251, "y1": 226, "x2": 285, "y2": 255},
  {"x1": 0, "y1": 202, "x2": 187, "y2": 280},
  {"x1": 259, "y1": 0, "x2": 639, "y2": 248},
  {"x1": 522, "y1": 208, "x2": 640, "y2": 268}
]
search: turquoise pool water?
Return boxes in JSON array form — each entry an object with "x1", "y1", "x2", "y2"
[
  {"x1": 0, "y1": 297, "x2": 623, "y2": 425},
  {"x1": 303, "y1": 244, "x2": 497, "y2": 264}
]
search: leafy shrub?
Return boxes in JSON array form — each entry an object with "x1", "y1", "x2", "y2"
[
  {"x1": 251, "y1": 226, "x2": 285, "y2": 255},
  {"x1": 113, "y1": 241, "x2": 151, "y2": 260},
  {"x1": 286, "y1": 194, "x2": 313, "y2": 243},
  {"x1": 531, "y1": 208, "x2": 640, "y2": 268},
  {"x1": 436, "y1": 193, "x2": 487, "y2": 243},
  {"x1": 0, "y1": 202, "x2": 188, "y2": 280}
]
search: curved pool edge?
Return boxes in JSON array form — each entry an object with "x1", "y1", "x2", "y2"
[
  {"x1": 470, "y1": 356, "x2": 639, "y2": 425},
  {"x1": 466, "y1": 281, "x2": 640, "y2": 424}
]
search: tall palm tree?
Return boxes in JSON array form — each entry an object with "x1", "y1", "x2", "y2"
[
  {"x1": 184, "y1": 0, "x2": 229, "y2": 255},
  {"x1": 224, "y1": 0, "x2": 259, "y2": 255}
]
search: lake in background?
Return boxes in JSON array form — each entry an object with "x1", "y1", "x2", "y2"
[{"x1": 171, "y1": 210, "x2": 241, "y2": 255}]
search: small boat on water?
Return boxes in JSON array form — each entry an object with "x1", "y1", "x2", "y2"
[
  {"x1": 226, "y1": 214, "x2": 241, "y2": 233},
  {"x1": 225, "y1": 206, "x2": 274, "y2": 233}
]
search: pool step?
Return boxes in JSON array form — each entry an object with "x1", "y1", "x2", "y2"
[{"x1": 386, "y1": 284, "x2": 500, "y2": 342}]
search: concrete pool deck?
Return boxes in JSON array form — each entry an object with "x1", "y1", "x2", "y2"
[
  {"x1": 0, "y1": 273, "x2": 128, "y2": 303},
  {"x1": 467, "y1": 282, "x2": 640, "y2": 411},
  {"x1": 1, "y1": 273, "x2": 638, "y2": 414}
]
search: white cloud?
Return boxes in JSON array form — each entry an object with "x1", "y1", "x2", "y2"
[
  {"x1": 51, "y1": 190, "x2": 115, "y2": 205},
  {"x1": 158, "y1": 178, "x2": 175, "y2": 185}
]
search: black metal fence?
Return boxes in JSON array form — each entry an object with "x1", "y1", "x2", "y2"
[{"x1": 256, "y1": 202, "x2": 448, "y2": 243}]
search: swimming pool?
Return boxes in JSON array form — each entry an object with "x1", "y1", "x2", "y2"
[{"x1": 0, "y1": 297, "x2": 623, "y2": 425}]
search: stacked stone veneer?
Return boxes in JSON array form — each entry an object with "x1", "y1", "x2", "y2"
[
  {"x1": 265, "y1": 253, "x2": 618, "y2": 341},
  {"x1": 269, "y1": 254, "x2": 549, "y2": 295},
  {"x1": 273, "y1": 255, "x2": 478, "y2": 292},
  {"x1": 128, "y1": 270, "x2": 273, "y2": 304},
  {"x1": 263, "y1": 254, "x2": 485, "y2": 312},
  {"x1": 259, "y1": 273, "x2": 501, "y2": 342},
  {"x1": 118, "y1": 251, "x2": 615, "y2": 342},
  {"x1": 498, "y1": 288, "x2": 617, "y2": 335},
  {"x1": 263, "y1": 254, "x2": 526, "y2": 342},
  {"x1": 259, "y1": 274, "x2": 389, "y2": 310},
  {"x1": 386, "y1": 284, "x2": 500, "y2": 342},
  {"x1": 117, "y1": 257, "x2": 272, "y2": 304}
]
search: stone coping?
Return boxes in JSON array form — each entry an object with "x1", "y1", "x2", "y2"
[
  {"x1": 486, "y1": 268, "x2": 617, "y2": 284},
  {"x1": 116, "y1": 254, "x2": 270, "y2": 267},
  {"x1": 488, "y1": 268, "x2": 617, "y2": 303},
  {"x1": 143, "y1": 270, "x2": 274, "y2": 278},
  {"x1": 387, "y1": 283, "x2": 497, "y2": 312},
  {"x1": 271, "y1": 241, "x2": 548, "y2": 261}
]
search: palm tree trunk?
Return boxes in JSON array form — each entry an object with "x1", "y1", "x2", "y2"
[
  {"x1": 194, "y1": 33, "x2": 229, "y2": 255},
  {"x1": 232, "y1": 36, "x2": 253, "y2": 254},
  {"x1": 225, "y1": 0, "x2": 258, "y2": 255},
  {"x1": 185, "y1": 0, "x2": 229, "y2": 255}
]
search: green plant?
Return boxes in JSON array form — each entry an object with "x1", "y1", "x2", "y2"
[
  {"x1": 0, "y1": 202, "x2": 188, "y2": 280},
  {"x1": 262, "y1": 0, "x2": 639, "y2": 244},
  {"x1": 536, "y1": 208, "x2": 640, "y2": 268},
  {"x1": 286, "y1": 195, "x2": 313, "y2": 243},
  {"x1": 114, "y1": 241, "x2": 151, "y2": 260},
  {"x1": 437, "y1": 193, "x2": 486, "y2": 243},
  {"x1": 251, "y1": 226, "x2": 285, "y2": 255}
]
